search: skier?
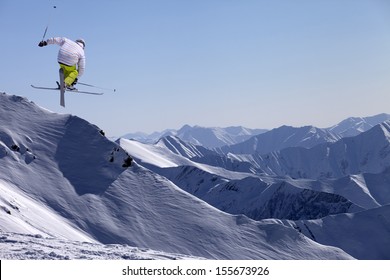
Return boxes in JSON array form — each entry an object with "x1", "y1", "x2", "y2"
[{"x1": 38, "y1": 37, "x2": 86, "y2": 90}]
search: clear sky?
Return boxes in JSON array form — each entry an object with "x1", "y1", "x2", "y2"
[{"x1": 1, "y1": 0, "x2": 389, "y2": 136}]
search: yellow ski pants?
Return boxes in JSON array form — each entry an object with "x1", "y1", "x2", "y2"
[{"x1": 59, "y1": 63, "x2": 78, "y2": 86}]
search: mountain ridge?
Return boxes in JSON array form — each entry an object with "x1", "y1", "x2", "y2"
[
  {"x1": 1, "y1": 92, "x2": 354, "y2": 259},
  {"x1": 119, "y1": 118, "x2": 390, "y2": 259},
  {"x1": 122, "y1": 124, "x2": 268, "y2": 148},
  {"x1": 121, "y1": 113, "x2": 390, "y2": 150}
]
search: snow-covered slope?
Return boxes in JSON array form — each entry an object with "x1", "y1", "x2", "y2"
[
  {"x1": 0, "y1": 231, "x2": 199, "y2": 260},
  {"x1": 119, "y1": 123, "x2": 390, "y2": 260},
  {"x1": 249, "y1": 121, "x2": 390, "y2": 179},
  {"x1": 119, "y1": 135, "x2": 389, "y2": 222},
  {"x1": 0, "y1": 179, "x2": 95, "y2": 242},
  {"x1": 280, "y1": 204, "x2": 390, "y2": 260},
  {"x1": 154, "y1": 135, "x2": 255, "y2": 173},
  {"x1": 215, "y1": 114, "x2": 390, "y2": 156},
  {"x1": 0, "y1": 93, "x2": 353, "y2": 259},
  {"x1": 156, "y1": 135, "x2": 214, "y2": 158},
  {"x1": 157, "y1": 168, "x2": 365, "y2": 220},
  {"x1": 327, "y1": 113, "x2": 390, "y2": 137},
  {"x1": 220, "y1": 125, "x2": 340, "y2": 155}
]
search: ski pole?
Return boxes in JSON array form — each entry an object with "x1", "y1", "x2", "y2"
[
  {"x1": 78, "y1": 82, "x2": 116, "y2": 92},
  {"x1": 41, "y1": 5, "x2": 56, "y2": 41}
]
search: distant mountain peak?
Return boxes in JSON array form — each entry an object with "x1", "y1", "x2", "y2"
[
  {"x1": 123, "y1": 124, "x2": 267, "y2": 148},
  {"x1": 328, "y1": 113, "x2": 390, "y2": 137}
]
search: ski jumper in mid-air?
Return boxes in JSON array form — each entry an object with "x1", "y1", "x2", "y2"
[{"x1": 38, "y1": 37, "x2": 86, "y2": 90}]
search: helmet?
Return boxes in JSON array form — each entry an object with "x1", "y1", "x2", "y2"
[{"x1": 75, "y1": 38, "x2": 85, "y2": 49}]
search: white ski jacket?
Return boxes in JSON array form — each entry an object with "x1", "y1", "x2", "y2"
[{"x1": 46, "y1": 37, "x2": 86, "y2": 77}]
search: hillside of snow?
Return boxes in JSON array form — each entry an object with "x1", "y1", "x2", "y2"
[
  {"x1": 250, "y1": 122, "x2": 390, "y2": 179},
  {"x1": 0, "y1": 92, "x2": 357, "y2": 260},
  {"x1": 219, "y1": 125, "x2": 341, "y2": 155},
  {"x1": 280, "y1": 204, "x2": 390, "y2": 259},
  {"x1": 327, "y1": 113, "x2": 390, "y2": 137},
  {"x1": 120, "y1": 119, "x2": 390, "y2": 259}
]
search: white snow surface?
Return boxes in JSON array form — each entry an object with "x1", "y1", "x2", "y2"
[
  {"x1": 327, "y1": 113, "x2": 390, "y2": 137},
  {"x1": 0, "y1": 179, "x2": 94, "y2": 242},
  {"x1": 118, "y1": 113, "x2": 390, "y2": 259},
  {"x1": 0, "y1": 231, "x2": 199, "y2": 260},
  {"x1": 280, "y1": 204, "x2": 390, "y2": 260},
  {"x1": 0, "y1": 93, "x2": 354, "y2": 260}
]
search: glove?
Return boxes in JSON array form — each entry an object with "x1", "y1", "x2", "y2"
[
  {"x1": 72, "y1": 78, "x2": 78, "y2": 85},
  {"x1": 38, "y1": 40, "x2": 47, "y2": 47}
]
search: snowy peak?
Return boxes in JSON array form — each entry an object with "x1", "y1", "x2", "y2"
[
  {"x1": 219, "y1": 116, "x2": 390, "y2": 157},
  {"x1": 0, "y1": 93, "x2": 132, "y2": 233},
  {"x1": 156, "y1": 135, "x2": 212, "y2": 158},
  {"x1": 255, "y1": 120, "x2": 390, "y2": 179},
  {"x1": 328, "y1": 120, "x2": 390, "y2": 175},
  {"x1": 328, "y1": 113, "x2": 390, "y2": 137},
  {"x1": 122, "y1": 114, "x2": 389, "y2": 151},
  {"x1": 0, "y1": 93, "x2": 132, "y2": 195},
  {"x1": 221, "y1": 125, "x2": 340, "y2": 155},
  {"x1": 122, "y1": 124, "x2": 267, "y2": 148},
  {"x1": 172, "y1": 125, "x2": 267, "y2": 148}
]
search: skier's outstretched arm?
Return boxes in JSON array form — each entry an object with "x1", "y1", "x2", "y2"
[{"x1": 38, "y1": 37, "x2": 65, "y2": 47}]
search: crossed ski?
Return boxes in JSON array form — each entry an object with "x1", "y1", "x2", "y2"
[{"x1": 31, "y1": 69, "x2": 103, "y2": 107}]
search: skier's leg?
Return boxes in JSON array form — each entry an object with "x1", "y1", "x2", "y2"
[
  {"x1": 59, "y1": 64, "x2": 78, "y2": 87},
  {"x1": 65, "y1": 68, "x2": 78, "y2": 86}
]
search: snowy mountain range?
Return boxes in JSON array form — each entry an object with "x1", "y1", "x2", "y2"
[
  {"x1": 122, "y1": 113, "x2": 390, "y2": 149},
  {"x1": 122, "y1": 125, "x2": 267, "y2": 148},
  {"x1": 1, "y1": 92, "x2": 389, "y2": 260}
]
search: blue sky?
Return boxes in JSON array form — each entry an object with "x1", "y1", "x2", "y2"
[{"x1": 1, "y1": 0, "x2": 390, "y2": 136}]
